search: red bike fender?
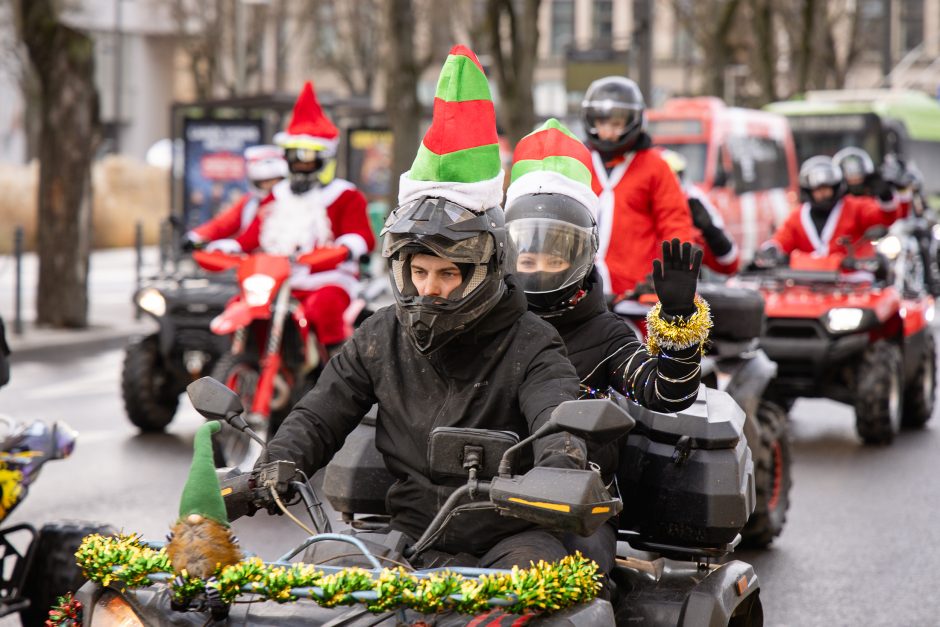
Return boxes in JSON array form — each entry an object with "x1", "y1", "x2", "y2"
[{"x1": 211, "y1": 300, "x2": 255, "y2": 335}]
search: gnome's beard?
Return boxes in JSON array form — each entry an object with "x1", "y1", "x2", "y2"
[
  {"x1": 167, "y1": 515, "x2": 243, "y2": 579},
  {"x1": 261, "y1": 186, "x2": 334, "y2": 255}
]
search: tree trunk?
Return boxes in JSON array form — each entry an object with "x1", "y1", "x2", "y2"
[
  {"x1": 703, "y1": 0, "x2": 743, "y2": 97},
  {"x1": 751, "y1": 0, "x2": 777, "y2": 103},
  {"x1": 486, "y1": 0, "x2": 541, "y2": 146},
  {"x1": 384, "y1": 0, "x2": 423, "y2": 209},
  {"x1": 18, "y1": 0, "x2": 99, "y2": 328},
  {"x1": 796, "y1": 0, "x2": 817, "y2": 93}
]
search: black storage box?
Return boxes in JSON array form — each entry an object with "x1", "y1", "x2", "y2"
[
  {"x1": 617, "y1": 387, "x2": 755, "y2": 548},
  {"x1": 323, "y1": 410, "x2": 395, "y2": 516},
  {"x1": 696, "y1": 282, "x2": 766, "y2": 342}
]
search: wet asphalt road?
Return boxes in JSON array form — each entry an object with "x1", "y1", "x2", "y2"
[{"x1": 2, "y1": 342, "x2": 940, "y2": 626}]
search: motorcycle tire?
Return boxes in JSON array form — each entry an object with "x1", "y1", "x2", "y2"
[
  {"x1": 121, "y1": 335, "x2": 180, "y2": 432},
  {"x1": 855, "y1": 341, "x2": 903, "y2": 445},
  {"x1": 903, "y1": 330, "x2": 936, "y2": 429},
  {"x1": 20, "y1": 521, "x2": 116, "y2": 626},
  {"x1": 741, "y1": 401, "x2": 792, "y2": 548},
  {"x1": 210, "y1": 352, "x2": 266, "y2": 469}
]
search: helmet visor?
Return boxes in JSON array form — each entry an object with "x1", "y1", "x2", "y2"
[
  {"x1": 582, "y1": 100, "x2": 643, "y2": 134},
  {"x1": 382, "y1": 198, "x2": 498, "y2": 264},
  {"x1": 507, "y1": 218, "x2": 595, "y2": 293},
  {"x1": 800, "y1": 163, "x2": 842, "y2": 190}
]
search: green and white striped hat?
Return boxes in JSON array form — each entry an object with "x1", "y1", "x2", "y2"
[
  {"x1": 506, "y1": 118, "x2": 599, "y2": 215},
  {"x1": 397, "y1": 45, "x2": 505, "y2": 212}
]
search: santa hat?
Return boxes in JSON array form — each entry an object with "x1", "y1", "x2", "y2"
[
  {"x1": 244, "y1": 144, "x2": 288, "y2": 181},
  {"x1": 506, "y1": 118, "x2": 599, "y2": 215},
  {"x1": 177, "y1": 421, "x2": 229, "y2": 526},
  {"x1": 397, "y1": 45, "x2": 504, "y2": 212},
  {"x1": 274, "y1": 81, "x2": 339, "y2": 156}
]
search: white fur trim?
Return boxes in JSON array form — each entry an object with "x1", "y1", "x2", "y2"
[
  {"x1": 715, "y1": 241, "x2": 740, "y2": 265},
  {"x1": 262, "y1": 182, "x2": 334, "y2": 255},
  {"x1": 397, "y1": 170, "x2": 505, "y2": 211},
  {"x1": 205, "y1": 238, "x2": 243, "y2": 254},
  {"x1": 335, "y1": 233, "x2": 369, "y2": 259},
  {"x1": 878, "y1": 191, "x2": 899, "y2": 212},
  {"x1": 289, "y1": 267, "x2": 360, "y2": 295},
  {"x1": 505, "y1": 171, "x2": 599, "y2": 215}
]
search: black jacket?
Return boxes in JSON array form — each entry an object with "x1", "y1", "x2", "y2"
[
  {"x1": 543, "y1": 270, "x2": 701, "y2": 476},
  {"x1": 266, "y1": 280, "x2": 582, "y2": 555}
]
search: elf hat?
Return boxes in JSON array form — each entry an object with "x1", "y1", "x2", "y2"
[
  {"x1": 178, "y1": 421, "x2": 228, "y2": 526},
  {"x1": 505, "y1": 118, "x2": 599, "y2": 216},
  {"x1": 397, "y1": 45, "x2": 505, "y2": 212},
  {"x1": 274, "y1": 81, "x2": 339, "y2": 156}
]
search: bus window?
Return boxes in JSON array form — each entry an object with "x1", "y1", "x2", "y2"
[
  {"x1": 786, "y1": 113, "x2": 883, "y2": 163},
  {"x1": 727, "y1": 136, "x2": 791, "y2": 193},
  {"x1": 656, "y1": 143, "x2": 708, "y2": 183}
]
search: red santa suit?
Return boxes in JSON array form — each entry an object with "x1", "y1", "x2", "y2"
[
  {"x1": 236, "y1": 178, "x2": 375, "y2": 345},
  {"x1": 590, "y1": 147, "x2": 699, "y2": 296},
  {"x1": 190, "y1": 192, "x2": 270, "y2": 243},
  {"x1": 764, "y1": 195, "x2": 898, "y2": 257}
]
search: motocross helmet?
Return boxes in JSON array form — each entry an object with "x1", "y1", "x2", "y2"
[
  {"x1": 382, "y1": 196, "x2": 508, "y2": 354},
  {"x1": 581, "y1": 76, "x2": 646, "y2": 158},
  {"x1": 832, "y1": 147, "x2": 875, "y2": 195},
  {"x1": 244, "y1": 145, "x2": 288, "y2": 194},
  {"x1": 284, "y1": 147, "x2": 333, "y2": 194},
  {"x1": 505, "y1": 194, "x2": 598, "y2": 315},
  {"x1": 799, "y1": 156, "x2": 845, "y2": 213}
]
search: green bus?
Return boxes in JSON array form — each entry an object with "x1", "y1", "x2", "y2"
[{"x1": 765, "y1": 89, "x2": 940, "y2": 195}]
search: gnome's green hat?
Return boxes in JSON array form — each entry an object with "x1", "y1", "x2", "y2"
[
  {"x1": 397, "y1": 45, "x2": 505, "y2": 212},
  {"x1": 506, "y1": 118, "x2": 599, "y2": 215},
  {"x1": 178, "y1": 421, "x2": 228, "y2": 526}
]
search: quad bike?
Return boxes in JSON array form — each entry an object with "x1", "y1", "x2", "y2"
[
  {"x1": 733, "y1": 244, "x2": 936, "y2": 445},
  {"x1": 74, "y1": 377, "x2": 655, "y2": 625},
  {"x1": 0, "y1": 414, "x2": 114, "y2": 625},
  {"x1": 611, "y1": 283, "x2": 792, "y2": 549},
  {"x1": 192, "y1": 247, "x2": 355, "y2": 470},
  {"x1": 122, "y1": 270, "x2": 239, "y2": 432},
  {"x1": 324, "y1": 389, "x2": 762, "y2": 625}
]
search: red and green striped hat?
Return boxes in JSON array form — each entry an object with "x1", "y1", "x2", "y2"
[
  {"x1": 506, "y1": 118, "x2": 599, "y2": 215},
  {"x1": 398, "y1": 45, "x2": 505, "y2": 212}
]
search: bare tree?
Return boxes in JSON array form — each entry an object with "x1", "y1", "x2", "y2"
[
  {"x1": 310, "y1": 0, "x2": 382, "y2": 97},
  {"x1": 482, "y1": 0, "x2": 541, "y2": 146},
  {"x1": 672, "y1": 0, "x2": 746, "y2": 99},
  {"x1": 16, "y1": 0, "x2": 99, "y2": 328}
]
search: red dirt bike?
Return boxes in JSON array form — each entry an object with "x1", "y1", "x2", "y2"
[
  {"x1": 193, "y1": 247, "x2": 350, "y2": 469},
  {"x1": 733, "y1": 243, "x2": 936, "y2": 445}
]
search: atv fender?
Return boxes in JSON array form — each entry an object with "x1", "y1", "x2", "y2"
[{"x1": 677, "y1": 559, "x2": 761, "y2": 627}]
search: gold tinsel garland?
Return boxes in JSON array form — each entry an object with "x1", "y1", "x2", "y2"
[
  {"x1": 75, "y1": 533, "x2": 600, "y2": 615},
  {"x1": 645, "y1": 296, "x2": 712, "y2": 355}
]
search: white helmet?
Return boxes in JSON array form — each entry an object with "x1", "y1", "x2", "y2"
[{"x1": 244, "y1": 144, "x2": 288, "y2": 191}]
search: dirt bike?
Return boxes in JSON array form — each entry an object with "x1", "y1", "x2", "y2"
[
  {"x1": 734, "y1": 241, "x2": 936, "y2": 445},
  {"x1": 193, "y1": 246, "x2": 351, "y2": 470},
  {"x1": 611, "y1": 282, "x2": 792, "y2": 549},
  {"x1": 0, "y1": 414, "x2": 114, "y2": 625},
  {"x1": 73, "y1": 377, "x2": 643, "y2": 625}
]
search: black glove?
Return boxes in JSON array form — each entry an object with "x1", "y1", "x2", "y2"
[
  {"x1": 753, "y1": 246, "x2": 786, "y2": 269},
  {"x1": 866, "y1": 172, "x2": 895, "y2": 202},
  {"x1": 689, "y1": 197, "x2": 715, "y2": 232},
  {"x1": 652, "y1": 239, "x2": 703, "y2": 317}
]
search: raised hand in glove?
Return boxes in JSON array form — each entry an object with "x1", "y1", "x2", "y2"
[
  {"x1": 865, "y1": 172, "x2": 895, "y2": 202},
  {"x1": 689, "y1": 197, "x2": 716, "y2": 232},
  {"x1": 652, "y1": 239, "x2": 703, "y2": 317}
]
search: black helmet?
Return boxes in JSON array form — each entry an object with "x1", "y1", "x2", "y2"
[
  {"x1": 832, "y1": 147, "x2": 875, "y2": 195},
  {"x1": 285, "y1": 147, "x2": 329, "y2": 194},
  {"x1": 381, "y1": 197, "x2": 507, "y2": 354},
  {"x1": 505, "y1": 194, "x2": 598, "y2": 315},
  {"x1": 581, "y1": 76, "x2": 646, "y2": 157},
  {"x1": 799, "y1": 156, "x2": 845, "y2": 213}
]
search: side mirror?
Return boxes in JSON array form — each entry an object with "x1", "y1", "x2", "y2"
[
  {"x1": 547, "y1": 399, "x2": 635, "y2": 440},
  {"x1": 490, "y1": 467, "x2": 623, "y2": 536},
  {"x1": 186, "y1": 377, "x2": 244, "y2": 422},
  {"x1": 864, "y1": 225, "x2": 888, "y2": 241}
]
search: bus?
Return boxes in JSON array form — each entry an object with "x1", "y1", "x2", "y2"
[
  {"x1": 647, "y1": 97, "x2": 799, "y2": 262},
  {"x1": 764, "y1": 89, "x2": 940, "y2": 195}
]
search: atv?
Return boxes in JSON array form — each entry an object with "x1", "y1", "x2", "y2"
[
  {"x1": 733, "y1": 244, "x2": 936, "y2": 445},
  {"x1": 612, "y1": 282, "x2": 792, "y2": 549},
  {"x1": 122, "y1": 268, "x2": 239, "y2": 432},
  {"x1": 74, "y1": 378, "x2": 761, "y2": 626},
  {"x1": 0, "y1": 414, "x2": 114, "y2": 625}
]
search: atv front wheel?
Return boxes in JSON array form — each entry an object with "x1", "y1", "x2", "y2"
[
  {"x1": 210, "y1": 352, "x2": 266, "y2": 469},
  {"x1": 855, "y1": 341, "x2": 903, "y2": 445},
  {"x1": 121, "y1": 335, "x2": 181, "y2": 432},
  {"x1": 741, "y1": 401, "x2": 792, "y2": 548},
  {"x1": 20, "y1": 521, "x2": 116, "y2": 626},
  {"x1": 903, "y1": 331, "x2": 936, "y2": 429}
]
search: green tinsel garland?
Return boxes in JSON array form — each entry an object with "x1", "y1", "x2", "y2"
[{"x1": 75, "y1": 533, "x2": 600, "y2": 615}]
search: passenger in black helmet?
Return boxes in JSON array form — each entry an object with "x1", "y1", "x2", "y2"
[{"x1": 505, "y1": 118, "x2": 712, "y2": 589}]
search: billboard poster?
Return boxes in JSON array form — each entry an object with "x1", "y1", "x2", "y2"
[{"x1": 182, "y1": 118, "x2": 264, "y2": 230}]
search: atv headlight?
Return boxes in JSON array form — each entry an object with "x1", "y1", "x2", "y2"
[
  {"x1": 135, "y1": 288, "x2": 166, "y2": 317},
  {"x1": 242, "y1": 274, "x2": 277, "y2": 307},
  {"x1": 875, "y1": 235, "x2": 902, "y2": 260},
  {"x1": 825, "y1": 308, "x2": 866, "y2": 332}
]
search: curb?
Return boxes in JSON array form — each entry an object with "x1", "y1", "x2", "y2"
[{"x1": 9, "y1": 324, "x2": 154, "y2": 362}]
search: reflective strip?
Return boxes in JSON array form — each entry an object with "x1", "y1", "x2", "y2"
[{"x1": 507, "y1": 497, "x2": 571, "y2": 513}]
